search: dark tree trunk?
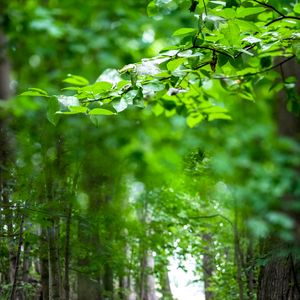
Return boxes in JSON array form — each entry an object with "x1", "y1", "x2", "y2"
[
  {"x1": 64, "y1": 204, "x2": 72, "y2": 300},
  {"x1": 77, "y1": 216, "x2": 102, "y2": 300},
  {"x1": 258, "y1": 255, "x2": 300, "y2": 300},
  {"x1": 10, "y1": 214, "x2": 24, "y2": 300},
  {"x1": 40, "y1": 227, "x2": 49, "y2": 300},
  {"x1": 245, "y1": 238, "x2": 255, "y2": 300},
  {"x1": 0, "y1": 30, "x2": 11, "y2": 100},
  {"x1": 48, "y1": 219, "x2": 61, "y2": 300},
  {"x1": 103, "y1": 262, "x2": 114, "y2": 299},
  {"x1": 0, "y1": 28, "x2": 16, "y2": 291},
  {"x1": 202, "y1": 233, "x2": 215, "y2": 300},
  {"x1": 234, "y1": 210, "x2": 245, "y2": 300},
  {"x1": 257, "y1": 58, "x2": 300, "y2": 299}
]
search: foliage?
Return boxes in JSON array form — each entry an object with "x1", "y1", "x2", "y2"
[
  {"x1": 1, "y1": 0, "x2": 300, "y2": 299},
  {"x1": 22, "y1": 0, "x2": 300, "y2": 128}
]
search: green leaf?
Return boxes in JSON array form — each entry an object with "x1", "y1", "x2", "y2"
[
  {"x1": 208, "y1": 113, "x2": 232, "y2": 121},
  {"x1": 142, "y1": 82, "x2": 165, "y2": 96},
  {"x1": 222, "y1": 21, "x2": 240, "y2": 47},
  {"x1": 203, "y1": 106, "x2": 228, "y2": 114},
  {"x1": 63, "y1": 74, "x2": 89, "y2": 86},
  {"x1": 123, "y1": 90, "x2": 139, "y2": 104},
  {"x1": 186, "y1": 114, "x2": 203, "y2": 128},
  {"x1": 47, "y1": 97, "x2": 60, "y2": 125},
  {"x1": 88, "y1": 108, "x2": 115, "y2": 115},
  {"x1": 61, "y1": 87, "x2": 81, "y2": 91},
  {"x1": 57, "y1": 106, "x2": 88, "y2": 114},
  {"x1": 147, "y1": 1, "x2": 158, "y2": 17},
  {"x1": 88, "y1": 81, "x2": 113, "y2": 94},
  {"x1": 167, "y1": 58, "x2": 185, "y2": 72},
  {"x1": 173, "y1": 28, "x2": 197, "y2": 36},
  {"x1": 213, "y1": 8, "x2": 236, "y2": 18},
  {"x1": 236, "y1": 7, "x2": 265, "y2": 18},
  {"x1": 113, "y1": 98, "x2": 128, "y2": 112},
  {"x1": 152, "y1": 103, "x2": 164, "y2": 116},
  {"x1": 20, "y1": 88, "x2": 49, "y2": 97},
  {"x1": 89, "y1": 115, "x2": 102, "y2": 127},
  {"x1": 294, "y1": 3, "x2": 300, "y2": 14}
]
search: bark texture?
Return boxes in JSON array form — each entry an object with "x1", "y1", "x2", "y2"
[{"x1": 258, "y1": 255, "x2": 300, "y2": 300}]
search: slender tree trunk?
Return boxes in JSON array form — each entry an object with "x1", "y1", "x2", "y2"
[
  {"x1": 22, "y1": 242, "x2": 30, "y2": 283},
  {"x1": 103, "y1": 262, "x2": 114, "y2": 299},
  {"x1": 21, "y1": 240, "x2": 30, "y2": 300},
  {"x1": 40, "y1": 227, "x2": 49, "y2": 300},
  {"x1": 64, "y1": 204, "x2": 72, "y2": 300},
  {"x1": 234, "y1": 207, "x2": 244, "y2": 300},
  {"x1": 48, "y1": 218, "x2": 61, "y2": 300},
  {"x1": 245, "y1": 238, "x2": 255, "y2": 300},
  {"x1": 140, "y1": 250, "x2": 157, "y2": 300},
  {"x1": 0, "y1": 30, "x2": 11, "y2": 100},
  {"x1": 0, "y1": 28, "x2": 15, "y2": 291},
  {"x1": 10, "y1": 214, "x2": 24, "y2": 300},
  {"x1": 202, "y1": 233, "x2": 214, "y2": 300},
  {"x1": 159, "y1": 265, "x2": 173, "y2": 300}
]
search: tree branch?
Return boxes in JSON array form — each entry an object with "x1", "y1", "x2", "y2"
[
  {"x1": 213, "y1": 55, "x2": 296, "y2": 80},
  {"x1": 252, "y1": 0, "x2": 284, "y2": 17},
  {"x1": 252, "y1": 0, "x2": 300, "y2": 26},
  {"x1": 266, "y1": 16, "x2": 300, "y2": 26},
  {"x1": 189, "y1": 213, "x2": 233, "y2": 226},
  {"x1": 191, "y1": 45, "x2": 232, "y2": 58}
]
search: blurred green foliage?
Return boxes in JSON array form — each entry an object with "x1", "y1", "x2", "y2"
[{"x1": 1, "y1": 0, "x2": 300, "y2": 299}]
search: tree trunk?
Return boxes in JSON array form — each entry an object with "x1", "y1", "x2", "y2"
[
  {"x1": 258, "y1": 255, "x2": 300, "y2": 300},
  {"x1": 77, "y1": 218, "x2": 102, "y2": 300},
  {"x1": 159, "y1": 265, "x2": 173, "y2": 300},
  {"x1": 10, "y1": 214, "x2": 24, "y2": 300},
  {"x1": 48, "y1": 219, "x2": 61, "y2": 300},
  {"x1": 64, "y1": 204, "x2": 72, "y2": 300},
  {"x1": 140, "y1": 250, "x2": 157, "y2": 300},
  {"x1": 234, "y1": 209, "x2": 245, "y2": 300},
  {"x1": 40, "y1": 227, "x2": 50, "y2": 300},
  {"x1": 245, "y1": 238, "x2": 255, "y2": 300},
  {"x1": 103, "y1": 262, "x2": 114, "y2": 299},
  {"x1": 202, "y1": 233, "x2": 215, "y2": 300},
  {"x1": 257, "y1": 58, "x2": 300, "y2": 299},
  {"x1": 0, "y1": 28, "x2": 16, "y2": 292}
]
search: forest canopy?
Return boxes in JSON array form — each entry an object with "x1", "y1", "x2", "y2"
[{"x1": 1, "y1": 0, "x2": 300, "y2": 299}]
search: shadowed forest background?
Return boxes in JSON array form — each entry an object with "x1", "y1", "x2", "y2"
[{"x1": 1, "y1": 0, "x2": 300, "y2": 299}]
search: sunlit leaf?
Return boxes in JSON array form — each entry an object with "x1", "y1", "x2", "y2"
[
  {"x1": 20, "y1": 88, "x2": 49, "y2": 97},
  {"x1": 88, "y1": 108, "x2": 115, "y2": 115},
  {"x1": 63, "y1": 74, "x2": 89, "y2": 86}
]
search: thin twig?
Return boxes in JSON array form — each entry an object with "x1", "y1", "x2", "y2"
[
  {"x1": 266, "y1": 16, "x2": 300, "y2": 26},
  {"x1": 234, "y1": 44, "x2": 257, "y2": 59},
  {"x1": 190, "y1": 45, "x2": 232, "y2": 58},
  {"x1": 80, "y1": 95, "x2": 114, "y2": 103}
]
